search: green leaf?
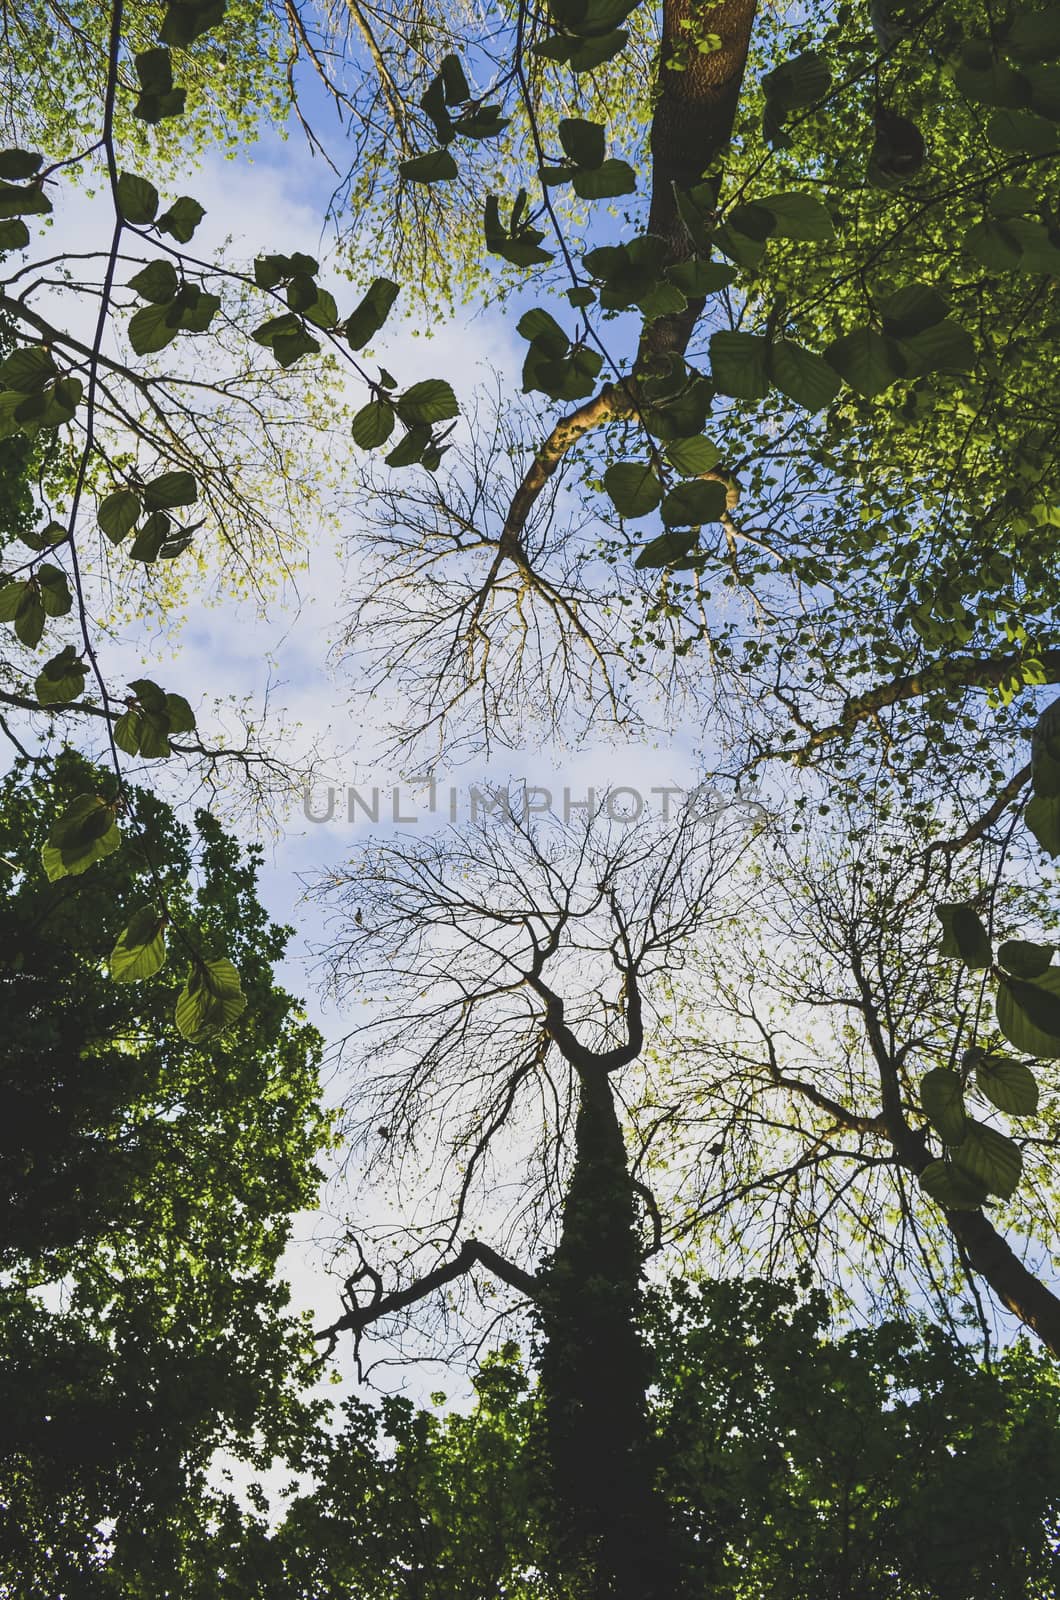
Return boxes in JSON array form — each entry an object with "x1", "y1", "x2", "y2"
[
  {"x1": 899, "y1": 319, "x2": 976, "y2": 376},
  {"x1": 664, "y1": 435, "x2": 721, "y2": 476},
  {"x1": 175, "y1": 286, "x2": 219, "y2": 333},
  {"x1": 951, "y1": 1119, "x2": 1022, "y2": 1199},
  {"x1": 110, "y1": 905, "x2": 168, "y2": 982},
  {"x1": 164, "y1": 692, "x2": 196, "y2": 733},
  {"x1": 253, "y1": 253, "x2": 288, "y2": 290},
  {"x1": 0, "y1": 219, "x2": 30, "y2": 252},
  {"x1": 395, "y1": 379, "x2": 459, "y2": 426},
  {"x1": 529, "y1": 346, "x2": 604, "y2": 401},
  {"x1": 134, "y1": 45, "x2": 175, "y2": 93},
  {"x1": 129, "y1": 510, "x2": 173, "y2": 562},
  {"x1": 517, "y1": 307, "x2": 569, "y2": 352},
  {"x1": 713, "y1": 223, "x2": 767, "y2": 272},
  {"x1": 768, "y1": 340, "x2": 841, "y2": 411},
  {"x1": 761, "y1": 51, "x2": 832, "y2": 110},
  {"x1": 345, "y1": 278, "x2": 400, "y2": 349},
  {"x1": 116, "y1": 171, "x2": 160, "y2": 225},
  {"x1": 1031, "y1": 697, "x2": 1060, "y2": 796},
  {"x1": 535, "y1": 30, "x2": 628, "y2": 73},
  {"x1": 143, "y1": 471, "x2": 197, "y2": 510},
  {"x1": 19, "y1": 520, "x2": 67, "y2": 552},
  {"x1": 641, "y1": 377, "x2": 713, "y2": 441},
  {"x1": 984, "y1": 218, "x2": 1060, "y2": 274},
  {"x1": 1025, "y1": 792, "x2": 1060, "y2": 855},
  {"x1": 558, "y1": 117, "x2": 606, "y2": 169},
  {"x1": 638, "y1": 283, "x2": 687, "y2": 320},
  {"x1": 483, "y1": 193, "x2": 554, "y2": 268},
  {"x1": 128, "y1": 302, "x2": 180, "y2": 357},
  {"x1": 351, "y1": 399, "x2": 396, "y2": 448},
  {"x1": 634, "y1": 530, "x2": 699, "y2": 570},
  {"x1": 0, "y1": 580, "x2": 26, "y2": 622},
  {"x1": 660, "y1": 478, "x2": 728, "y2": 526},
  {"x1": 986, "y1": 107, "x2": 1059, "y2": 152},
  {"x1": 974, "y1": 1053, "x2": 1039, "y2": 1116},
  {"x1": 134, "y1": 87, "x2": 187, "y2": 125},
  {"x1": 128, "y1": 259, "x2": 180, "y2": 303},
  {"x1": 996, "y1": 970, "x2": 1060, "y2": 1057},
  {"x1": 602, "y1": 461, "x2": 661, "y2": 519},
  {"x1": 113, "y1": 709, "x2": 142, "y2": 755},
  {"x1": 709, "y1": 331, "x2": 771, "y2": 401},
  {"x1": 584, "y1": 235, "x2": 670, "y2": 309},
  {"x1": 385, "y1": 424, "x2": 431, "y2": 468},
  {"x1": 920, "y1": 1068, "x2": 967, "y2": 1144},
  {"x1": 156, "y1": 196, "x2": 205, "y2": 242},
  {"x1": 572, "y1": 159, "x2": 635, "y2": 199},
  {"x1": 399, "y1": 149, "x2": 459, "y2": 183},
  {"x1": 128, "y1": 678, "x2": 167, "y2": 713},
  {"x1": 936, "y1": 902, "x2": 992, "y2": 968},
  {"x1": 824, "y1": 327, "x2": 904, "y2": 397},
  {"x1": 138, "y1": 710, "x2": 173, "y2": 758},
  {"x1": 0, "y1": 180, "x2": 51, "y2": 220},
  {"x1": 918, "y1": 1159, "x2": 989, "y2": 1210},
  {"x1": 13, "y1": 591, "x2": 44, "y2": 646},
  {"x1": 160, "y1": 0, "x2": 227, "y2": 47},
  {"x1": 21, "y1": 376, "x2": 83, "y2": 431},
  {"x1": 176, "y1": 956, "x2": 247, "y2": 1043},
  {"x1": 0, "y1": 149, "x2": 43, "y2": 180},
  {"x1": 988, "y1": 184, "x2": 1040, "y2": 218},
  {"x1": 757, "y1": 190, "x2": 834, "y2": 241},
  {"x1": 954, "y1": 58, "x2": 1029, "y2": 110},
  {"x1": 966, "y1": 218, "x2": 1025, "y2": 271},
  {"x1": 41, "y1": 794, "x2": 121, "y2": 881},
  {"x1": 998, "y1": 940, "x2": 1056, "y2": 978},
  {"x1": 666, "y1": 259, "x2": 736, "y2": 296},
  {"x1": 35, "y1": 645, "x2": 87, "y2": 706},
  {"x1": 0, "y1": 346, "x2": 56, "y2": 394},
  {"x1": 880, "y1": 283, "x2": 949, "y2": 338},
  {"x1": 1005, "y1": 10, "x2": 1060, "y2": 60},
  {"x1": 132, "y1": 46, "x2": 186, "y2": 121},
  {"x1": 253, "y1": 315, "x2": 320, "y2": 368},
  {"x1": 37, "y1": 564, "x2": 71, "y2": 617},
  {"x1": 440, "y1": 53, "x2": 471, "y2": 104}
]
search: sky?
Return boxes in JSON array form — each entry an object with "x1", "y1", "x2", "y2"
[
  {"x1": 7, "y1": 70, "x2": 722, "y2": 1414},
  {"x1": 8, "y1": 23, "x2": 1037, "y2": 1444}
]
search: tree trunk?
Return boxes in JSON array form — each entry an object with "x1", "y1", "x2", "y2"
[
  {"x1": 642, "y1": 0, "x2": 759, "y2": 362},
  {"x1": 534, "y1": 1067, "x2": 685, "y2": 1599}
]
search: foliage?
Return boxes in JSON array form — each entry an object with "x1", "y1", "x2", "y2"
[
  {"x1": 167, "y1": 1280, "x2": 1060, "y2": 1598},
  {"x1": 4, "y1": 0, "x2": 1060, "y2": 1591},
  {"x1": 0, "y1": 752, "x2": 329, "y2": 1597}
]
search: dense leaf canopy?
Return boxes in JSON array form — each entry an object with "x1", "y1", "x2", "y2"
[{"x1": 2, "y1": 0, "x2": 1060, "y2": 1593}]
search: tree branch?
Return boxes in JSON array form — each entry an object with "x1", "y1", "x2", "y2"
[
  {"x1": 315, "y1": 1238, "x2": 538, "y2": 1354},
  {"x1": 787, "y1": 652, "x2": 1060, "y2": 763}
]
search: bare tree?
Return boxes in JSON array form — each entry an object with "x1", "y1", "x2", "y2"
[
  {"x1": 309, "y1": 795, "x2": 762, "y2": 1597},
  {"x1": 645, "y1": 802, "x2": 1060, "y2": 1358}
]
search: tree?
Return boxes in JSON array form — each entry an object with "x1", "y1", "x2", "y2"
[
  {"x1": 0, "y1": 750, "x2": 329, "y2": 1597},
  {"x1": 327, "y1": 0, "x2": 1060, "y2": 804},
  {"x1": 309, "y1": 798, "x2": 764, "y2": 1596},
  {"x1": 627, "y1": 796, "x2": 1060, "y2": 1356},
  {"x1": 168, "y1": 1279, "x2": 1060, "y2": 1598},
  {"x1": 4, "y1": 0, "x2": 1060, "y2": 1590}
]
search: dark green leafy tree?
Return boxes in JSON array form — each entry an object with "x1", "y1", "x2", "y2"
[
  {"x1": 0, "y1": 751, "x2": 329, "y2": 1598},
  {"x1": 169, "y1": 1280, "x2": 1060, "y2": 1599}
]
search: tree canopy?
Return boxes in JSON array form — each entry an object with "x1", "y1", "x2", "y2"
[
  {"x1": 0, "y1": 752, "x2": 328, "y2": 1595},
  {"x1": 3, "y1": 0, "x2": 1060, "y2": 1594}
]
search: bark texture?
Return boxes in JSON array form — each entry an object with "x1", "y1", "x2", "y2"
[
  {"x1": 534, "y1": 1067, "x2": 684, "y2": 1599},
  {"x1": 643, "y1": 0, "x2": 759, "y2": 361}
]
